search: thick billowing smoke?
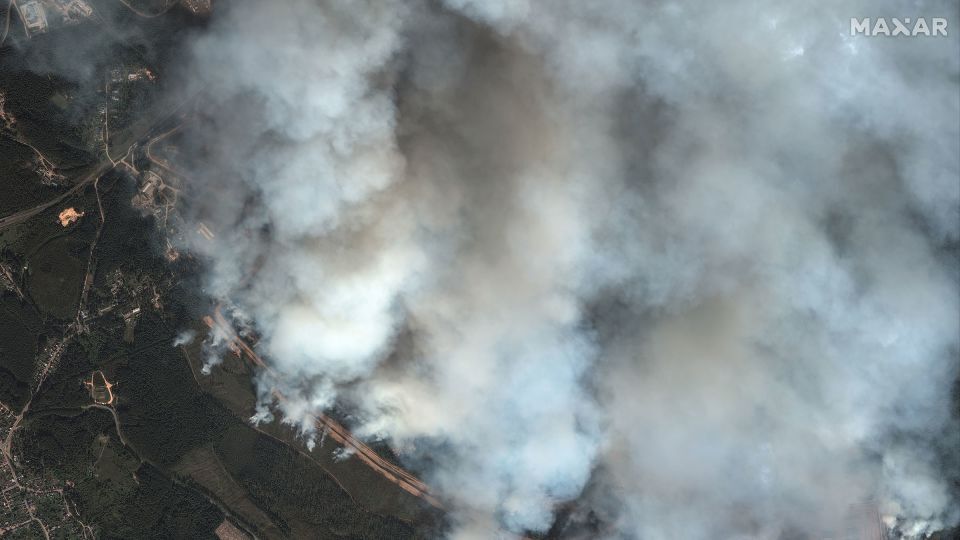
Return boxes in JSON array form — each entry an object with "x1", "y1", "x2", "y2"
[{"x1": 176, "y1": 0, "x2": 960, "y2": 537}]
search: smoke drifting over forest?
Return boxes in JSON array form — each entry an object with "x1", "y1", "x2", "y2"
[{"x1": 169, "y1": 0, "x2": 960, "y2": 538}]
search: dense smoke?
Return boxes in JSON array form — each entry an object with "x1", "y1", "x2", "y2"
[{"x1": 175, "y1": 0, "x2": 960, "y2": 538}]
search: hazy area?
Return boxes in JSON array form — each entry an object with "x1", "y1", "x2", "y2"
[{"x1": 0, "y1": 0, "x2": 957, "y2": 539}]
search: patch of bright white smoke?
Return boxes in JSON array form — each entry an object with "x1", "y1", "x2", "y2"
[{"x1": 177, "y1": 0, "x2": 960, "y2": 538}]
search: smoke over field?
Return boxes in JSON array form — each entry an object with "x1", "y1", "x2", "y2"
[{"x1": 174, "y1": 0, "x2": 960, "y2": 538}]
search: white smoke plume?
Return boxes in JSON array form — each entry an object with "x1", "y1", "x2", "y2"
[
  {"x1": 172, "y1": 329, "x2": 196, "y2": 347},
  {"x1": 174, "y1": 0, "x2": 960, "y2": 537}
]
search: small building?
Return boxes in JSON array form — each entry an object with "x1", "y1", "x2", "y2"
[
  {"x1": 52, "y1": 0, "x2": 93, "y2": 19},
  {"x1": 71, "y1": 0, "x2": 93, "y2": 17},
  {"x1": 18, "y1": 1, "x2": 49, "y2": 35}
]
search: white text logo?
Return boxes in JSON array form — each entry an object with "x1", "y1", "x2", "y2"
[{"x1": 850, "y1": 18, "x2": 948, "y2": 36}]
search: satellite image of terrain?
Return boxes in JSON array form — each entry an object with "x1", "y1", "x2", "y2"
[{"x1": 0, "y1": 0, "x2": 957, "y2": 539}]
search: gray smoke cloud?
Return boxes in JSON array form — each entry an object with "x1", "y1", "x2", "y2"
[{"x1": 174, "y1": 0, "x2": 960, "y2": 537}]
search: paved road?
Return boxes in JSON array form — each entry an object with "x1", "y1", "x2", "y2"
[
  {"x1": 0, "y1": 99, "x2": 188, "y2": 233},
  {"x1": 0, "y1": 165, "x2": 103, "y2": 231},
  {"x1": 0, "y1": 0, "x2": 16, "y2": 48},
  {"x1": 206, "y1": 307, "x2": 444, "y2": 509}
]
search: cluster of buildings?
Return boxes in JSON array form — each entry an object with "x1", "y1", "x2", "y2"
[
  {"x1": 105, "y1": 64, "x2": 157, "y2": 137},
  {"x1": 0, "y1": 93, "x2": 13, "y2": 133},
  {"x1": 15, "y1": 0, "x2": 94, "y2": 37},
  {"x1": 87, "y1": 265, "x2": 166, "y2": 344},
  {"x1": 109, "y1": 65, "x2": 157, "y2": 86},
  {"x1": 15, "y1": 0, "x2": 210, "y2": 40},
  {"x1": 0, "y1": 262, "x2": 24, "y2": 302},
  {"x1": 132, "y1": 170, "x2": 179, "y2": 228},
  {"x1": 52, "y1": 0, "x2": 93, "y2": 19},
  {"x1": 180, "y1": 0, "x2": 211, "y2": 15},
  {"x1": 0, "y1": 406, "x2": 91, "y2": 538}
]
